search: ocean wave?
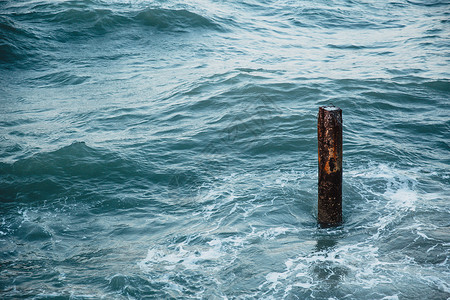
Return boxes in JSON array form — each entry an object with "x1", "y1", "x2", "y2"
[
  {"x1": 0, "y1": 2, "x2": 222, "y2": 67},
  {"x1": 0, "y1": 142, "x2": 164, "y2": 204},
  {"x1": 0, "y1": 142, "x2": 120, "y2": 177},
  {"x1": 30, "y1": 71, "x2": 91, "y2": 87},
  {"x1": 283, "y1": 4, "x2": 403, "y2": 30},
  {"x1": 3, "y1": 3, "x2": 221, "y2": 36},
  {"x1": 406, "y1": 0, "x2": 450, "y2": 6},
  {"x1": 0, "y1": 15, "x2": 41, "y2": 65},
  {"x1": 134, "y1": 7, "x2": 222, "y2": 32}
]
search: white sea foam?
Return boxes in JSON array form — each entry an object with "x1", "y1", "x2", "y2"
[
  {"x1": 139, "y1": 163, "x2": 448, "y2": 298},
  {"x1": 380, "y1": 296, "x2": 399, "y2": 300},
  {"x1": 258, "y1": 240, "x2": 399, "y2": 298},
  {"x1": 347, "y1": 163, "x2": 421, "y2": 238},
  {"x1": 254, "y1": 162, "x2": 449, "y2": 298}
]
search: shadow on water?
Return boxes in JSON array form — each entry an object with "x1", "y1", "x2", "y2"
[
  {"x1": 315, "y1": 236, "x2": 338, "y2": 252},
  {"x1": 311, "y1": 233, "x2": 349, "y2": 288}
]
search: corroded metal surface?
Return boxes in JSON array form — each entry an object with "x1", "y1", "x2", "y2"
[{"x1": 318, "y1": 106, "x2": 342, "y2": 227}]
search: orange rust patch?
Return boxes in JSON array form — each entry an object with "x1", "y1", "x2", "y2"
[{"x1": 324, "y1": 146, "x2": 341, "y2": 174}]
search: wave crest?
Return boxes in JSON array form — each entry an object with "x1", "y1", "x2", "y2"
[{"x1": 135, "y1": 8, "x2": 222, "y2": 31}]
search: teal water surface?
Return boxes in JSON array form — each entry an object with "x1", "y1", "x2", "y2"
[{"x1": 1, "y1": 0, "x2": 449, "y2": 299}]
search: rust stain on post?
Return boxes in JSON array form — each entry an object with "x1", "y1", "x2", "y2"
[{"x1": 318, "y1": 106, "x2": 342, "y2": 227}]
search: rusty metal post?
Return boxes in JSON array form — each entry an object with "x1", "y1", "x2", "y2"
[{"x1": 318, "y1": 106, "x2": 342, "y2": 227}]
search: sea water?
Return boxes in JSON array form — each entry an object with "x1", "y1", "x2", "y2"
[{"x1": 0, "y1": 0, "x2": 449, "y2": 299}]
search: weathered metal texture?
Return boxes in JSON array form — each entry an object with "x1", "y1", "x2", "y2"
[{"x1": 318, "y1": 106, "x2": 342, "y2": 227}]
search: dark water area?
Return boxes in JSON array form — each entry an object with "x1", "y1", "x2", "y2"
[{"x1": 1, "y1": 0, "x2": 449, "y2": 299}]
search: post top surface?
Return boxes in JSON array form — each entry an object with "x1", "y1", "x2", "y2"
[{"x1": 321, "y1": 105, "x2": 341, "y2": 111}]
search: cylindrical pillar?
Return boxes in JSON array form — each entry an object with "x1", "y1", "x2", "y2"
[{"x1": 317, "y1": 106, "x2": 342, "y2": 227}]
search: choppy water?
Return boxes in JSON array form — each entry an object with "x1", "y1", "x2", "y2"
[{"x1": 1, "y1": 0, "x2": 449, "y2": 299}]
